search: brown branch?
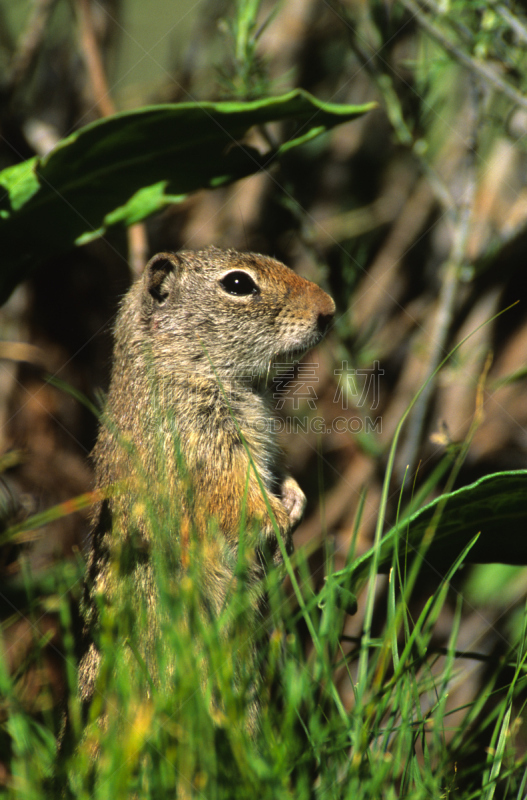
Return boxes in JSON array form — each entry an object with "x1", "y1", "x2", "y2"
[
  {"x1": 75, "y1": 0, "x2": 148, "y2": 276},
  {"x1": 5, "y1": 0, "x2": 59, "y2": 94},
  {"x1": 76, "y1": 0, "x2": 116, "y2": 117},
  {"x1": 398, "y1": 73, "x2": 481, "y2": 476}
]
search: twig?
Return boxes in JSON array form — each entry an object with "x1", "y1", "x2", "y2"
[
  {"x1": 422, "y1": 0, "x2": 527, "y2": 51},
  {"x1": 76, "y1": 0, "x2": 148, "y2": 275},
  {"x1": 494, "y1": 3, "x2": 527, "y2": 45},
  {"x1": 420, "y1": 0, "x2": 474, "y2": 45},
  {"x1": 127, "y1": 223, "x2": 149, "y2": 278},
  {"x1": 399, "y1": 79, "x2": 480, "y2": 476},
  {"x1": 328, "y1": 0, "x2": 414, "y2": 146},
  {"x1": 77, "y1": 0, "x2": 115, "y2": 118},
  {"x1": 5, "y1": 0, "x2": 59, "y2": 94},
  {"x1": 400, "y1": 0, "x2": 527, "y2": 112}
]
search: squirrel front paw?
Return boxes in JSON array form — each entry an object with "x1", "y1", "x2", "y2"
[{"x1": 280, "y1": 476, "x2": 306, "y2": 528}]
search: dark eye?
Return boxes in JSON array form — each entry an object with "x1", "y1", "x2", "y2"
[{"x1": 219, "y1": 271, "x2": 259, "y2": 296}]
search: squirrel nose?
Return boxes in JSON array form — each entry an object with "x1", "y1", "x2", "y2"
[
  {"x1": 317, "y1": 304, "x2": 335, "y2": 336},
  {"x1": 314, "y1": 291, "x2": 336, "y2": 336},
  {"x1": 317, "y1": 311, "x2": 334, "y2": 335}
]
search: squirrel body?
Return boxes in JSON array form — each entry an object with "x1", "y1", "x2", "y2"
[{"x1": 79, "y1": 246, "x2": 335, "y2": 702}]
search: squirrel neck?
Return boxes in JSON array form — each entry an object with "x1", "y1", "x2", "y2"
[{"x1": 105, "y1": 348, "x2": 280, "y2": 489}]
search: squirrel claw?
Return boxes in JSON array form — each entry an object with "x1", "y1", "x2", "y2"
[{"x1": 280, "y1": 476, "x2": 306, "y2": 528}]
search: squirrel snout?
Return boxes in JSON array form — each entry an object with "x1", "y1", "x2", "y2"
[
  {"x1": 315, "y1": 293, "x2": 336, "y2": 336},
  {"x1": 317, "y1": 309, "x2": 335, "y2": 336}
]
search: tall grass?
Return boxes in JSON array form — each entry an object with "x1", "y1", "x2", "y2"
[
  {"x1": 2, "y1": 309, "x2": 526, "y2": 796},
  {"x1": 1, "y1": 428, "x2": 527, "y2": 799}
]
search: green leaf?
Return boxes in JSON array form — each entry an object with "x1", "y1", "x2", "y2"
[
  {"x1": 0, "y1": 158, "x2": 40, "y2": 214},
  {"x1": 345, "y1": 470, "x2": 527, "y2": 587},
  {"x1": 0, "y1": 89, "x2": 375, "y2": 304}
]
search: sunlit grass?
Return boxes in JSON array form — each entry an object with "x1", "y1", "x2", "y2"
[{"x1": 1, "y1": 468, "x2": 527, "y2": 799}]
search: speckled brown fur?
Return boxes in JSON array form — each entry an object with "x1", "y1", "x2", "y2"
[{"x1": 79, "y1": 246, "x2": 335, "y2": 704}]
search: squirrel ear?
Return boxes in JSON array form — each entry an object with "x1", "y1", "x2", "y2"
[{"x1": 144, "y1": 252, "x2": 179, "y2": 304}]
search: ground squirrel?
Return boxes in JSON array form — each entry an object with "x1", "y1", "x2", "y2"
[{"x1": 79, "y1": 246, "x2": 335, "y2": 706}]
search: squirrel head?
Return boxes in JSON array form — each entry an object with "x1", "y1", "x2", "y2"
[{"x1": 133, "y1": 246, "x2": 335, "y2": 381}]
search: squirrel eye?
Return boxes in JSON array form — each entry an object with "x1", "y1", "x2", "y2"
[{"x1": 219, "y1": 271, "x2": 259, "y2": 296}]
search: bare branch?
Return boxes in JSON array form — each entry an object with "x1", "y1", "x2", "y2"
[
  {"x1": 5, "y1": 0, "x2": 59, "y2": 93},
  {"x1": 400, "y1": 0, "x2": 527, "y2": 112}
]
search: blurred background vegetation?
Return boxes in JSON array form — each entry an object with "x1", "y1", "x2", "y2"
[{"x1": 1, "y1": 0, "x2": 527, "y2": 795}]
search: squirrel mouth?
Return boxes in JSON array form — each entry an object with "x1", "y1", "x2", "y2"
[{"x1": 273, "y1": 343, "x2": 313, "y2": 365}]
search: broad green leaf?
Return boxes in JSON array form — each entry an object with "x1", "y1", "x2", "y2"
[
  {"x1": 0, "y1": 89, "x2": 374, "y2": 304},
  {"x1": 0, "y1": 158, "x2": 40, "y2": 213},
  {"x1": 341, "y1": 470, "x2": 527, "y2": 589}
]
